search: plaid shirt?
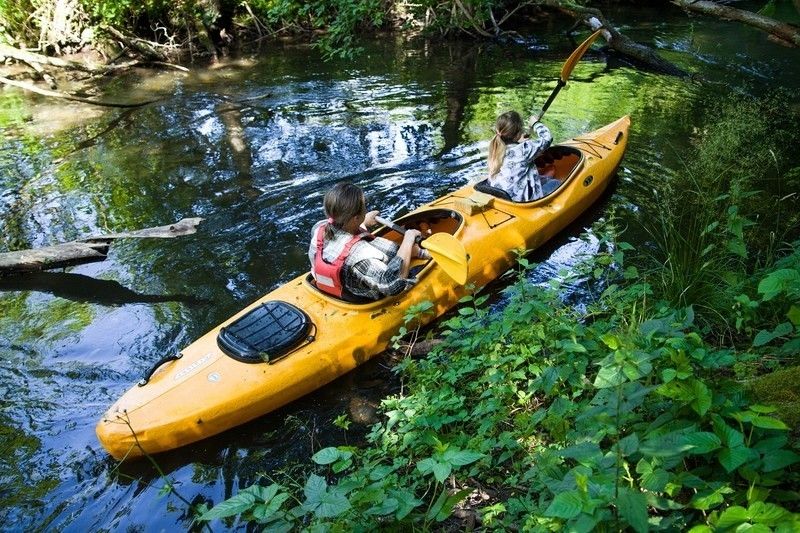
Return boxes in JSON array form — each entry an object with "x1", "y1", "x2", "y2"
[
  {"x1": 488, "y1": 121, "x2": 552, "y2": 202},
  {"x1": 308, "y1": 220, "x2": 414, "y2": 300}
]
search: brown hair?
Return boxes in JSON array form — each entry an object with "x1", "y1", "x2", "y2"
[
  {"x1": 323, "y1": 182, "x2": 366, "y2": 238},
  {"x1": 488, "y1": 111, "x2": 524, "y2": 178}
]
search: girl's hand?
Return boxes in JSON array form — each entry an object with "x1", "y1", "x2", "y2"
[{"x1": 364, "y1": 210, "x2": 380, "y2": 228}]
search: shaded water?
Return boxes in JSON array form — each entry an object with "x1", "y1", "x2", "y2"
[{"x1": 1, "y1": 5, "x2": 799, "y2": 529}]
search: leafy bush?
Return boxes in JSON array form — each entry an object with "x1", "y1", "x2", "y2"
[{"x1": 195, "y1": 236, "x2": 800, "y2": 531}]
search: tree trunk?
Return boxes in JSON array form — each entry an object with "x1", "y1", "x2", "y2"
[
  {"x1": 673, "y1": 0, "x2": 800, "y2": 47},
  {"x1": 0, "y1": 218, "x2": 203, "y2": 275}
]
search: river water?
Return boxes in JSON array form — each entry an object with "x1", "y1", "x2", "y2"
[{"x1": 1, "y1": 5, "x2": 798, "y2": 530}]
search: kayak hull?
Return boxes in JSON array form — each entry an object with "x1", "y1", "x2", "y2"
[{"x1": 97, "y1": 116, "x2": 630, "y2": 459}]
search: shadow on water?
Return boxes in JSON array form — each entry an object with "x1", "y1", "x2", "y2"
[{"x1": 0, "y1": 271, "x2": 209, "y2": 306}]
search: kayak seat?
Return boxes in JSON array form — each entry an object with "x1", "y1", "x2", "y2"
[
  {"x1": 473, "y1": 181, "x2": 512, "y2": 201},
  {"x1": 217, "y1": 301, "x2": 314, "y2": 363}
]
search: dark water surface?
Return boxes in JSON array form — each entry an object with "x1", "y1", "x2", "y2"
[{"x1": 1, "y1": 6, "x2": 798, "y2": 530}]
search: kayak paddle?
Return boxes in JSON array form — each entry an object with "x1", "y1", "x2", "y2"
[
  {"x1": 536, "y1": 28, "x2": 604, "y2": 120},
  {"x1": 375, "y1": 216, "x2": 468, "y2": 285}
]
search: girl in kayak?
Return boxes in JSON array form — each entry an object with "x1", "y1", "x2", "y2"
[
  {"x1": 487, "y1": 111, "x2": 559, "y2": 202},
  {"x1": 308, "y1": 182, "x2": 423, "y2": 301}
]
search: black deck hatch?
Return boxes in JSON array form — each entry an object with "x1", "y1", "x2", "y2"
[{"x1": 217, "y1": 301, "x2": 313, "y2": 363}]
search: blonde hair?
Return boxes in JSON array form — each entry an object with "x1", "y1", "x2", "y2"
[
  {"x1": 488, "y1": 111, "x2": 524, "y2": 178},
  {"x1": 323, "y1": 182, "x2": 366, "y2": 239}
]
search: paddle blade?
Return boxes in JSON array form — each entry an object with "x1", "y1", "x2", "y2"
[
  {"x1": 559, "y1": 29, "x2": 603, "y2": 83},
  {"x1": 421, "y1": 233, "x2": 468, "y2": 285}
]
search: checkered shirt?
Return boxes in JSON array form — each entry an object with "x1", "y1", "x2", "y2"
[{"x1": 308, "y1": 220, "x2": 414, "y2": 300}]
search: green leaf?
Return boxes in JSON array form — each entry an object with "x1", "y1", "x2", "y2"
[
  {"x1": 432, "y1": 461, "x2": 452, "y2": 483},
  {"x1": 312, "y1": 447, "x2": 341, "y2": 465},
  {"x1": 601, "y1": 333, "x2": 619, "y2": 350},
  {"x1": 315, "y1": 489, "x2": 351, "y2": 518},
  {"x1": 304, "y1": 474, "x2": 327, "y2": 504},
  {"x1": 641, "y1": 469, "x2": 670, "y2": 492},
  {"x1": 684, "y1": 432, "x2": 722, "y2": 454},
  {"x1": 364, "y1": 497, "x2": 399, "y2": 516},
  {"x1": 618, "y1": 434, "x2": 640, "y2": 456},
  {"x1": 751, "y1": 416, "x2": 788, "y2": 430},
  {"x1": 749, "y1": 405, "x2": 778, "y2": 414},
  {"x1": 690, "y1": 380, "x2": 712, "y2": 416},
  {"x1": 253, "y1": 493, "x2": 291, "y2": 520},
  {"x1": 788, "y1": 305, "x2": 800, "y2": 326},
  {"x1": 748, "y1": 501, "x2": 789, "y2": 525},
  {"x1": 544, "y1": 491, "x2": 584, "y2": 519},
  {"x1": 443, "y1": 449, "x2": 483, "y2": 466},
  {"x1": 688, "y1": 526, "x2": 713, "y2": 533},
  {"x1": 714, "y1": 417, "x2": 745, "y2": 448},
  {"x1": 200, "y1": 491, "x2": 257, "y2": 520},
  {"x1": 762, "y1": 450, "x2": 800, "y2": 472},
  {"x1": 717, "y1": 506, "x2": 748, "y2": 529},
  {"x1": 757, "y1": 269, "x2": 800, "y2": 301},
  {"x1": 594, "y1": 365, "x2": 626, "y2": 388},
  {"x1": 719, "y1": 445, "x2": 753, "y2": 472},
  {"x1": 434, "y1": 488, "x2": 472, "y2": 522},
  {"x1": 617, "y1": 488, "x2": 649, "y2": 533},
  {"x1": 753, "y1": 322, "x2": 794, "y2": 347}
]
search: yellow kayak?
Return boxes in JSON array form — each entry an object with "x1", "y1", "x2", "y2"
[{"x1": 97, "y1": 115, "x2": 631, "y2": 460}]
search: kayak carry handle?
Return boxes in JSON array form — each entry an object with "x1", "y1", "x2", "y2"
[{"x1": 138, "y1": 352, "x2": 183, "y2": 387}]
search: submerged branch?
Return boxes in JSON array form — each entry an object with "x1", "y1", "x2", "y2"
[
  {"x1": 0, "y1": 76, "x2": 160, "y2": 107},
  {"x1": 0, "y1": 218, "x2": 204, "y2": 275}
]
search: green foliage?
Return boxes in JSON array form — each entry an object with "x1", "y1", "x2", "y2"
[
  {"x1": 196, "y1": 238, "x2": 800, "y2": 530},
  {"x1": 637, "y1": 93, "x2": 800, "y2": 330},
  {"x1": 249, "y1": 0, "x2": 389, "y2": 58}
]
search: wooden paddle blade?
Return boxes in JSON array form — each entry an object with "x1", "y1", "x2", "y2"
[
  {"x1": 559, "y1": 29, "x2": 604, "y2": 83},
  {"x1": 421, "y1": 233, "x2": 468, "y2": 285}
]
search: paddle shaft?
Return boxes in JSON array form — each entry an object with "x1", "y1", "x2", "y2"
[
  {"x1": 374, "y1": 216, "x2": 420, "y2": 243},
  {"x1": 535, "y1": 29, "x2": 603, "y2": 121}
]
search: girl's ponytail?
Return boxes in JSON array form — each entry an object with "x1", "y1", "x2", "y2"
[
  {"x1": 488, "y1": 111, "x2": 523, "y2": 178},
  {"x1": 488, "y1": 133, "x2": 506, "y2": 177}
]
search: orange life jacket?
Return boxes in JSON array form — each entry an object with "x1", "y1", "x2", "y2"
[{"x1": 312, "y1": 223, "x2": 372, "y2": 298}]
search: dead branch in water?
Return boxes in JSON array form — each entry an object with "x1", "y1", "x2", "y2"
[
  {"x1": 0, "y1": 75, "x2": 160, "y2": 107},
  {"x1": 673, "y1": 0, "x2": 800, "y2": 47},
  {"x1": 0, "y1": 218, "x2": 204, "y2": 275}
]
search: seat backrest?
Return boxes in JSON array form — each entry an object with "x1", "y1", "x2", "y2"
[{"x1": 474, "y1": 180, "x2": 512, "y2": 201}]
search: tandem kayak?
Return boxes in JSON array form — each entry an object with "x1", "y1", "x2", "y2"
[{"x1": 97, "y1": 115, "x2": 631, "y2": 459}]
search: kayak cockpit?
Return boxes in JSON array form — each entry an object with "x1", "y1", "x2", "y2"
[
  {"x1": 304, "y1": 208, "x2": 464, "y2": 305},
  {"x1": 474, "y1": 145, "x2": 584, "y2": 202}
]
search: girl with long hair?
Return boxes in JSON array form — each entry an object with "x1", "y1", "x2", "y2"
[{"x1": 487, "y1": 111, "x2": 558, "y2": 201}]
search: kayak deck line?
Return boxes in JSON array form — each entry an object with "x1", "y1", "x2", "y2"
[{"x1": 96, "y1": 115, "x2": 631, "y2": 460}]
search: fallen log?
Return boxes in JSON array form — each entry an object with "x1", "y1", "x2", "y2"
[
  {"x1": 673, "y1": 0, "x2": 800, "y2": 47},
  {"x1": 538, "y1": 0, "x2": 689, "y2": 77},
  {"x1": 0, "y1": 218, "x2": 203, "y2": 275}
]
